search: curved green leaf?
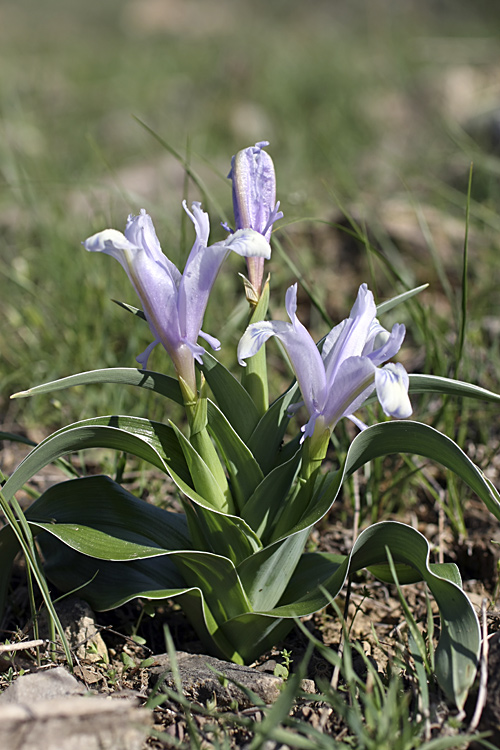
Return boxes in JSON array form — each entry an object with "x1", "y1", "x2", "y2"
[
  {"x1": 2, "y1": 417, "x2": 191, "y2": 505},
  {"x1": 272, "y1": 420, "x2": 500, "y2": 542},
  {"x1": 32, "y1": 523, "x2": 172, "y2": 560},
  {"x1": 12, "y1": 367, "x2": 183, "y2": 404},
  {"x1": 409, "y1": 373, "x2": 500, "y2": 404},
  {"x1": 262, "y1": 521, "x2": 478, "y2": 708},
  {"x1": 26, "y1": 475, "x2": 191, "y2": 550},
  {"x1": 343, "y1": 421, "x2": 500, "y2": 522}
]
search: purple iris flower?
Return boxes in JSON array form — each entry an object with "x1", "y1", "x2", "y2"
[
  {"x1": 83, "y1": 201, "x2": 271, "y2": 395},
  {"x1": 227, "y1": 141, "x2": 283, "y2": 299},
  {"x1": 238, "y1": 283, "x2": 412, "y2": 441}
]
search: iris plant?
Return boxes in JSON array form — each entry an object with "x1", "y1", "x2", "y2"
[
  {"x1": 5, "y1": 141, "x2": 495, "y2": 710},
  {"x1": 84, "y1": 201, "x2": 271, "y2": 400},
  {"x1": 228, "y1": 141, "x2": 283, "y2": 301},
  {"x1": 238, "y1": 282, "x2": 412, "y2": 458}
]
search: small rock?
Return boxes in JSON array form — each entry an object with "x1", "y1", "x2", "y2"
[
  {"x1": 0, "y1": 666, "x2": 84, "y2": 704},
  {"x1": 38, "y1": 596, "x2": 108, "y2": 663},
  {"x1": 149, "y1": 651, "x2": 283, "y2": 708}
]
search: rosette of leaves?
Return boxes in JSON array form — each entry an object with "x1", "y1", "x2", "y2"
[{"x1": 2, "y1": 293, "x2": 500, "y2": 710}]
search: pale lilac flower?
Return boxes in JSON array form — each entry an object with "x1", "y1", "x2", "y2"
[
  {"x1": 84, "y1": 202, "x2": 271, "y2": 395},
  {"x1": 227, "y1": 141, "x2": 283, "y2": 298},
  {"x1": 238, "y1": 283, "x2": 412, "y2": 441}
]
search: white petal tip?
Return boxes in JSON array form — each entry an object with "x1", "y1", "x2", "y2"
[{"x1": 227, "y1": 229, "x2": 271, "y2": 259}]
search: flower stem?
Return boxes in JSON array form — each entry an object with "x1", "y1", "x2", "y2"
[
  {"x1": 241, "y1": 277, "x2": 270, "y2": 415},
  {"x1": 179, "y1": 375, "x2": 231, "y2": 504}
]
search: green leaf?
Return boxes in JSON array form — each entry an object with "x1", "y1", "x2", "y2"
[
  {"x1": 264, "y1": 521, "x2": 479, "y2": 708},
  {"x1": 271, "y1": 420, "x2": 500, "y2": 542},
  {"x1": 242, "y1": 451, "x2": 301, "y2": 539},
  {"x1": 201, "y1": 353, "x2": 260, "y2": 442},
  {"x1": 375, "y1": 284, "x2": 429, "y2": 316},
  {"x1": 37, "y1": 534, "x2": 253, "y2": 663},
  {"x1": 11, "y1": 367, "x2": 183, "y2": 404},
  {"x1": 246, "y1": 384, "x2": 300, "y2": 474},
  {"x1": 343, "y1": 421, "x2": 500, "y2": 523},
  {"x1": 409, "y1": 373, "x2": 500, "y2": 404},
  {"x1": 169, "y1": 422, "x2": 231, "y2": 513},
  {"x1": 165, "y1": 463, "x2": 262, "y2": 565},
  {"x1": 2, "y1": 416, "x2": 191, "y2": 505},
  {"x1": 32, "y1": 522, "x2": 172, "y2": 561},
  {"x1": 236, "y1": 528, "x2": 310, "y2": 611},
  {"x1": 206, "y1": 403, "x2": 264, "y2": 509},
  {"x1": 26, "y1": 475, "x2": 192, "y2": 551}
]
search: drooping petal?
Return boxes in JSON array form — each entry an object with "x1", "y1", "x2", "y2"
[
  {"x1": 136, "y1": 339, "x2": 160, "y2": 370},
  {"x1": 83, "y1": 228, "x2": 138, "y2": 267},
  {"x1": 367, "y1": 323, "x2": 406, "y2": 366},
  {"x1": 224, "y1": 228, "x2": 272, "y2": 259},
  {"x1": 375, "y1": 362, "x2": 412, "y2": 418},
  {"x1": 238, "y1": 320, "x2": 291, "y2": 364},
  {"x1": 84, "y1": 216, "x2": 183, "y2": 361},
  {"x1": 199, "y1": 330, "x2": 221, "y2": 351}
]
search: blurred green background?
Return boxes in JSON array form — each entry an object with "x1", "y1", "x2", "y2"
[{"x1": 1, "y1": 0, "x2": 500, "y2": 430}]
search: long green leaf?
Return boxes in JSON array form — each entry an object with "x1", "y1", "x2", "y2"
[
  {"x1": 206, "y1": 403, "x2": 264, "y2": 509},
  {"x1": 11, "y1": 367, "x2": 183, "y2": 403},
  {"x1": 27, "y1": 475, "x2": 191, "y2": 550},
  {"x1": 2, "y1": 418, "x2": 190, "y2": 506},
  {"x1": 201, "y1": 353, "x2": 260, "y2": 442},
  {"x1": 272, "y1": 420, "x2": 500, "y2": 542},
  {"x1": 409, "y1": 373, "x2": 500, "y2": 404},
  {"x1": 259, "y1": 521, "x2": 478, "y2": 708}
]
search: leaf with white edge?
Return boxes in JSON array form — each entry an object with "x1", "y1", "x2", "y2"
[
  {"x1": 11, "y1": 367, "x2": 183, "y2": 404},
  {"x1": 409, "y1": 373, "x2": 500, "y2": 404},
  {"x1": 270, "y1": 420, "x2": 500, "y2": 543},
  {"x1": 375, "y1": 284, "x2": 429, "y2": 316},
  {"x1": 32, "y1": 523, "x2": 172, "y2": 560},
  {"x1": 26, "y1": 475, "x2": 192, "y2": 550},
  {"x1": 1, "y1": 417, "x2": 191, "y2": 507},
  {"x1": 257, "y1": 521, "x2": 478, "y2": 708}
]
